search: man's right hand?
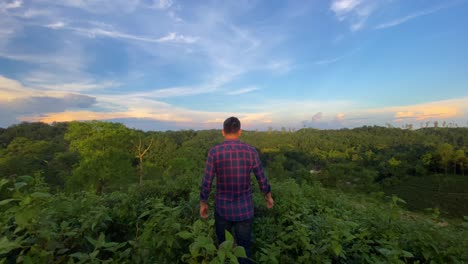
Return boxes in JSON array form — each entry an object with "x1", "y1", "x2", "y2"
[
  {"x1": 265, "y1": 193, "x2": 274, "y2": 209},
  {"x1": 200, "y1": 201, "x2": 209, "y2": 219}
]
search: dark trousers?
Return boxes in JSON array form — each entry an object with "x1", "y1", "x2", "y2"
[{"x1": 214, "y1": 211, "x2": 253, "y2": 264}]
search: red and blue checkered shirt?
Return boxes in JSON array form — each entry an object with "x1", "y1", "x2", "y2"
[{"x1": 200, "y1": 139, "x2": 271, "y2": 221}]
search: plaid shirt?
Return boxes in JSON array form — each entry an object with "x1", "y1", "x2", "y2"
[{"x1": 200, "y1": 139, "x2": 271, "y2": 221}]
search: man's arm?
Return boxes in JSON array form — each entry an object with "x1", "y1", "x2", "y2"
[
  {"x1": 200, "y1": 149, "x2": 215, "y2": 219},
  {"x1": 252, "y1": 150, "x2": 274, "y2": 209}
]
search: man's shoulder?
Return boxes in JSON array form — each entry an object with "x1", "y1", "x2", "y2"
[
  {"x1": 209, "y1": 141, "x2": 257, "y2": 153},
  {"x1": 239, "y1": 141, "x2": 257, "y2": 152},
  {"x1": 232, "y1": 141, "x2": 258, "y2": 154}
]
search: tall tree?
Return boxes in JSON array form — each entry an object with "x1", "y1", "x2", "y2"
[
  {"x1": 65, "y1": 121, "x2": 135, "y2": 194},
  {"x1": 437, "y1": 143, "x2": 454, "y2": 175},
  {"x1": 135, "y1": 136, "x2": 153, "y2": 185},
  {"x1": 454, "y1": 149, "x2": 466, "y2": 176}
]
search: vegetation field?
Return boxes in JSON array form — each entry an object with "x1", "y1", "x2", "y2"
[{"x1": 0, "y1": 122, "x2": 467, "y2": 263}]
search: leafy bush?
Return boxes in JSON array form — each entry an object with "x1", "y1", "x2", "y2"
[{"x1": 1, "y1": 172, "x2": 467, "y2": 263}]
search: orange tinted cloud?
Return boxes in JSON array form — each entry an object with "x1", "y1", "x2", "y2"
[
  {"x1": 393, "y1": 105, "x2": 459, "y2": 122},
  {"x1": 20, "y1": 110, "x2": 191, "y2": 123}
]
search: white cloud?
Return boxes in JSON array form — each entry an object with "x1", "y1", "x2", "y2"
[
  {"x1": 264, "y1": 60, "x2": 292, "y2": 74},
  {"x1": 226, "y1": 87, "x2": 259, "y2": 95},
  {"x1": 0, "y1": 0, "x2": 22, "y2": 11},
  {"x1": 46, "y1": 21, "x2": 66, "y2": 29},
  {"x1": 375, "y1": 4, "x2": 452, "y2": 29},
  {"x1": 46, "y1": 23, "x2": 198, "y2": 44},
  {"x1": 4, "y1": 73, "x2": 466, "y2": 130},
  {"x1": 157, "y1": 32, "x2": 198, "y2": 43},
  {"x1": 20, "y1": 8, "x2": 52, "y2": 18},
  {"x1": 330, "y1": 0, "x2": 380, "y2": 31},
  {"x1": 314, "y1": 56, "x2": 343, "y2": 65},
  {"x1": 35, "y1": 81, "x2": 119, "y2": 92},
  {"x1": 331, "y1": 0, "x2": 362, "y2": 17},
  {"x1": 138, "y1": 86, "x2": 217, "y2": 98},
  {"x1": 151, "y1": 0, "x2": 173, "y2": 10},
  {"x1": 336, "y1": 113, "x2": 345, "y2": 121},
  {"x1": 312, "y1": 112, "x2": 323, "y2": 122}
]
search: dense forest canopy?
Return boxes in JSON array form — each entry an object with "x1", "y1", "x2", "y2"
[{"x1": 0, "y1": 121, "x2": 467, "y2": 263}]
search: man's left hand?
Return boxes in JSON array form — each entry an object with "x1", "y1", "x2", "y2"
[
  {"x1": 265, "y1": 193, "x2": 274, "y2": 209},
  {"x1": 200, "y1": 201, "x2": 209, "y2": 219}
]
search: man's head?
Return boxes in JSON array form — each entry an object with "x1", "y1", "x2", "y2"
[{"x1": 222, "y1": 116, "x2": 241, "y2": 138}]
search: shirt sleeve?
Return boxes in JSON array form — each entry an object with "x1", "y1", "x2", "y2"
[
  {"x1": 200, "y1": 149, "x2": 216, "y2": 202},
  {"x1": 252, "y1": 149, "x2": 271, "y2": 194}
]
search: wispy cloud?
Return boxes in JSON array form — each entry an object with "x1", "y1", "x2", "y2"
[
  {"x1": 330, "y1": 0, "x2": 362, "y2": 17},
  {"x1": 46, "y1": 21, "x2": 66, "y2": 29},
  {"x1": 226, "y1": 86, "x2": 260, "y2": 95},
  {"x1": 46, "y1": 23, "x2": 198, "y2": 44},
  {"x1": 151, "y1": 0, "x2": 173, "y2": 10},
  {"x1": 3, "y1": 74, "x2": 467, "y2": 130},
  {"x1": 33, "y1": 81, "x2": 120, "y2": 93},
  {"x1": 138, "y1": 86, "x2": 217, "y2": 98},
  {"x1": 314, "y1": 56, "x2": 344, "y2": 65},
  {"x1": 0, "y1": 0, "x2": 22, "y2": 11},
  {"x1": 119, "y1": 70, "x2": 242, "y2": 99},
  {"x1": 330, "y1": 0, "x2": 380, "y2": 31},
  {"x1": 375, "y1": 3, "x2": 457, "y2": 29}
]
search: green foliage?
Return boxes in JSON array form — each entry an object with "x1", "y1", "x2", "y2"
[
  {"x1": 0, "y1": 172, "x2": 467, "y2": 263},
  {"x1": 65, "y1": 121, "x2": 136, "y2": 193},
  {"x1": 1, "y1": 121, "x2": 468, "y2": 263}
]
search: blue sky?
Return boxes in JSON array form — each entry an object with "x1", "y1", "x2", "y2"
[{"x1": 0, "y1": 0, "x2": 467, "y2": 130}]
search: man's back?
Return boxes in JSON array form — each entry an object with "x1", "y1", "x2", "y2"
[{"x1": 200, "y1": 139, "x2": 270, "y2": 221}]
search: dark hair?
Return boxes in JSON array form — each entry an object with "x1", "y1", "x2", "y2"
[{"x1": 223, "y1": 117, "x2": 241, "y2": 134}]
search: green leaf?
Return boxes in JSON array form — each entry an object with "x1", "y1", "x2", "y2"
[
  {"x1": 0, "y1": 179, "x2": 9, "y2": 190},
  {"x1": 70, "y1": 252, "x2": 89, "y2": 260},
  {"x1": 57, "y1": 248, "x2": 70, "y2": 255},
  {"x1": 22, "y1": 256, "x2": 34, "y2": 264},
  {"x1": 331, "y1": 241, "x2": 342, "y2": 256},
  {"x1": 219, "y1": 240, "x2": 234, "y2": 250},
  {"x1": 204, "y1": 243, "x2": 217, "y2": 254},
  {"x1": 391, "y1": 195, "x2": 406, "y2": 205},
  {"x1": 0, "y1": 198, "x2": 20, "y2": 206},
  {"x1": 119, "y1": 248, "x2": 132, "y2": 258},
  {"x1": 89, "y1": 250, "x2": 99, "y2": 259},
  {"x1": 226, "y1": 252, "x2": 239, "y2": 264},
  {"x1": 0, "y1": 237, "x2": 22, "y2": 255},
  {"x1": 30, "y1": 192, "x2": 52, "y2": 199},
  {"x1": 15, "y1": 209, "x2": 37, "y2": 227},
  {"x1": 378, "y1": 248, "x2": 392, "y2": 256},
  {"x1": 14, "y1": 182, "x2": 27, "y2": 190},
  {"x1": 225, "y1": 230, "x2": 234, "y2": 242},
  {"x1": 64, "y1": 231, "x2": 78, "y2": 237},
  {"x1": 233, "y1": 246, "x2": 247, "y2": 258},
  {"x1": 17, "y1": 175, "x2": 34, "y2": 182},
  {"x1": 402, "y1": 250, "x2": 414, "y2": 258},
  {"x1": 138, "y1": 211, "x2": 151, "y2": 219},
  {"x1": 177, "y1": 231, "x2": 193, "y2": 240},
  {"x1": 217, "y1": 250, "x2": 226, "y2": 262},
  {"x1": 86, "y1": 236, "x2": 97, "y2": 247}
]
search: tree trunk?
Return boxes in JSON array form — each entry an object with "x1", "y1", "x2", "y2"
[
  {"x1": 96, "y1": 179, "x2": 104, "y2": 195},
  {"x1": 139, "y1": 156, "x2": 144, "y2": 185}
]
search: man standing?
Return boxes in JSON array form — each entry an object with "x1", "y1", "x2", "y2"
[{"x1": 200, "y1": 117, "x2": 274, "y2": 264}]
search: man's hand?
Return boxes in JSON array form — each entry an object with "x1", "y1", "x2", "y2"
[
  {"x1": 265, "y1": 192, "x2": 274, "y2": 209},
  {"x1": 200, "y1": 201, "x2": 209, "y2": 219}
]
